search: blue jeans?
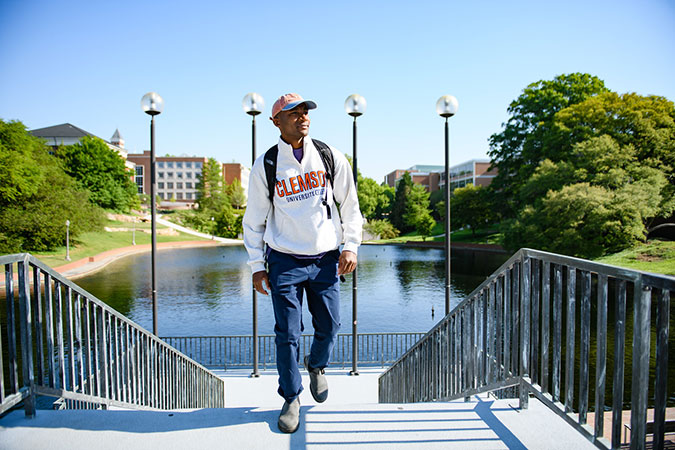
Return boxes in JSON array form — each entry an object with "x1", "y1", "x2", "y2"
[{"x1": 267, "y1": 249, "x2": 341, "y2": 403}]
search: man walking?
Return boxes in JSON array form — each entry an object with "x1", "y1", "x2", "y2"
[{"x1": 243, "y1": 93, "x2": 363, "y2": 433}]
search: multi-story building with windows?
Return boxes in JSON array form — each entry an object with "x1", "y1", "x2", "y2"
[
  {"x1": 126, "y1": 152, "x2": 210, "y2": 205},
  {"x1": 384, "y1": 159, "x2": 497, "y2": 193},
  {"x1": 127, "y1": 153, "x2": 251, "y2": 206}
]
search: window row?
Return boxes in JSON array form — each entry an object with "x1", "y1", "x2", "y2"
[
  {"x1": 158, "y1": 182, "x2": 193, "y2": 189},
  {"x1": 157, "y1": 161, "x2": 202, "y2": 169},
  {"x1": 158, "y1": 192, "x2": 193, "y2": 200},
  {"x1": 158, "y1": 171, "x2": 200, "y2": 179}
]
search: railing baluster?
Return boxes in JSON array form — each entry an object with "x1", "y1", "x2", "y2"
[
  {"x1": 611, "y1": 280, "x2": 626, "y2": 450},
  {"x1": 512, "y1": 263, "x2": 520, "y2": 378},
  {"x1": 114, "y1": 317, "x2": 121, "y2": 402},
  {"x1": 504, "y1": 268, "x2": 512, "y2": 377},
  {"x1": 17, "y1": 260, "x2": 35, "y2": 416},
  {"x1": 0, "y1": 312, "x2": 5, "y2": 404},
  {"x1": 564, "y1": 267, "x2": 576, "y2": 413},
  {"x1": 5, "y1": 263, "x2": 19, "y2": 394},
  {"x1": 84, "y1": 298, "x2": 92, "y2": 396},
  {"x1": 487, "y1": 283, "x2": 495, "y2": 385},
  {"x1": 66, "y1": 286, "x2": 75, "y2": 392},
  {"x1": 32, "y1": 266, "x2": 45, "y2": 388},
  {"x1": 531, "y1": 258, "x2": 540, "y2": 384},
  {"x1": 54, "y1": 282, "x2": 66, "y2": 390},
  {"x1": 630, "y1": 279, "x2": 651, "y2": 450},
  {"x1": 595, "y1": 274, "x2": 608, "y2": 439},
  {"x1": 653, "y1": 289, "x2": 670, "y2": 450},
  {"x1": 553, "y1": 264, "x2": 562, "y2": 402},
  {"x1": 44, "y1": 273, "x2": 56, "y2": 388},
  {"x1": 578, "y1": 270, "x2": 591, "y2": 424},
  {"x1": 520, "y1": 258, "x2": 530, "y2": 409},
  {"x1": 75, "y1": 294, "x2": 84, "y2": 394},
  {"x1": 541, "y1": 261, "x2": 550, "y2": 394},
  {"x1": 496, "y1": 275, "x2": 503, "y2": 383}
]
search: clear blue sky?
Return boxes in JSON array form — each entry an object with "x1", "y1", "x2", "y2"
[{"x1": 1, "y1": 0, "x2": 674, "y2": 183}]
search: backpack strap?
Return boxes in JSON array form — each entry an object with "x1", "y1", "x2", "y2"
[
  {"x1": 311, "y1": 139, "x2": 336, "y2": 219},
  {"x1": 311, "y1": 139, "x2": 335, "y2": 185},
  {"x1": 263, "y1": 145, "x2": 279, "y2": 203}
]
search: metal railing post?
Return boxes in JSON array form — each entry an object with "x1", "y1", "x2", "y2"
[
  {"x1": 630, "y1": 279, "x2": 651, "y2": 450},
  {"x1": 18, "y1": 259, "x2": 35, "y2": 417}
]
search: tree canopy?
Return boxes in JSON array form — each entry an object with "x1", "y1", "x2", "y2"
[
  {"x1": 357, "y1": 175, "x2": 393, "y2": 220},
  {"x1": 488, "y1": 73, "x2": 609, "y2": 214},
  {"x1": 0, "y1": 120, "x2": 103, "y2": 253},
  {"x1": 495, "y1": 74, "x2": 675, "y2": 257},
  {"x1": 450, "y1": 184, "x2": 494, "y2": 236},
  {"x1": 55, "y1": 136, "x2": 139, "y2": 212}
]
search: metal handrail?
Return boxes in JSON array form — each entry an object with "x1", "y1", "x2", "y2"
[
  {"x1": 1, "y1": 253, "x2": 225, "y2": 416},
  {"x1": 162, "y1": 332, "x2": 426, "y2": 369},
  {"x1": 378, "y1": 248, "x2": 674, "y2": 450}
]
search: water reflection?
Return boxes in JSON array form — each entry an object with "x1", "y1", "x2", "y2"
[{"x1": 73, "y1": 244, "x2": 509, "y2": 336}]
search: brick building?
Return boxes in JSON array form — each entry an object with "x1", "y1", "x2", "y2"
[{"x1": 384, "y1": 159, "x2": 497, "y2": 193}]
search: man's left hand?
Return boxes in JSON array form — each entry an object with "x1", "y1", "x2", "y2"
[{"x1": 338, "y1": 250, "x2": 357, "y2": 276}]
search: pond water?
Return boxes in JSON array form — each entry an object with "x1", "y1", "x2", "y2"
[{"x1": 73, "y1": 244, "x2": 509, "y2": 336}]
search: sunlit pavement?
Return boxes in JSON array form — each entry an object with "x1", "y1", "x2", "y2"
[{"x1": 0, "y1": 366, "x2": 596, "y2": 450}]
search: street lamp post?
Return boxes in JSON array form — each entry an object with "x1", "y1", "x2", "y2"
[
  {"x1": 141, "y1": 91, "x2": 164, "y2": 336},
  {"x1": 436, "y1": 95, "x2": 459, "y2": 315},
  {"x1": 345, "y1": 94, "x2": 366, "y2": 376},
  {"x1": 243, "y1": 92, "x2": 264, "y2": 378},
  {"x1": 65, "y1": 220, "x2": 71, "y2": 261},
  {"x1": 132, "y1": 216, "x2": 136, "y2": 245}
]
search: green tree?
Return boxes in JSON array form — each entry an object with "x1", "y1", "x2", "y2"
[
  {"x1": 488, "y1": 73, "x2": 609, "y2": 215},
  {"x1": 196, "y1": 158, "x2": 230, "y2": 211},
  {"x1": 450, "y1": 184, "x2": 493, "y2": 236},
  {"x1": 415, "y1": 210, "x2": 436, "y2": 240},
  {"x1": 227, "y1": 178, "x2": 247, "y2": 209},
  {"x1": 363, "y1": 219, "x2": 399, "y2": 239},
  {"x1": 357, "y1": 176, "x2": 392, "y2": 220},
  {"x1": 0, "y1": 120, "x2": 103, "y2": 252},
  {"x1": 214, "y1": 207, "x2": 241, "y2": 238},
  {"x1": 55, "y1": 136, "x2": 139, "y2": 212},
  {"x1": 403, "y1": 183, "x2": 432, "y2": 231},
  {"x1": 390, "y1": 172, "x2": 414, "y2": 232}
]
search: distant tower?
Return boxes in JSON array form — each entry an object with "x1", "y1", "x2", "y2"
[{"x1": 111, "y1": 128, "x2": 125, "y2": 149}]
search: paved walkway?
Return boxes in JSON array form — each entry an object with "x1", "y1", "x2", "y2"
[{"x1": 0, "y1": 368, "x2": 597, "y2": 450}]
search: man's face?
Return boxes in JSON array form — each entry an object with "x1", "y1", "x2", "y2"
[{"x1": 273, "y1": 104, "x2": 310, "y2": 143}]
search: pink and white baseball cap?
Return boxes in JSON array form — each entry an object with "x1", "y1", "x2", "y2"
[{"x1": 271, "y1": 93, "x2": 317, "y2": 118}]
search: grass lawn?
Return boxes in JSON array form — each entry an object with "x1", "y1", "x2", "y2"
[
  {"x1": 33, "y1": 216, "x2": 208, "y2": 268},
  {"x1": 594, "y1": 239, "x2": 675, "y2": 276}
]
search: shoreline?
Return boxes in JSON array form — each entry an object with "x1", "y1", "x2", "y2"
[
  {"x1": 53, "y1": 240, "x2": 242, "y2": 280},
  {"x1": 364, "y1": 240, "x2": 509, "y2": 253}
]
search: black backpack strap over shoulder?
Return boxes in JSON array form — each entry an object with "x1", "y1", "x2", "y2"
[
  {"x1": 263, "y1": 145, "x2": 279, "y2": 203},
  {"x1": 311, "y1": 139, "x2": 335, "y2": 185}
]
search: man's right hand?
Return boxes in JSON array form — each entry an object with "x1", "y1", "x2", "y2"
[{"x1": 252, "y1": 270, "x2": 270, "y2": 295}]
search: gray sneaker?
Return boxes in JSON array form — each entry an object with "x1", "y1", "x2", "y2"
[
  {"x1": 304, "y1": 355, "x2": 328, "y2": 403},
  {"x1": 277, "y1": 397, "x2": 300, "y2": 433}
]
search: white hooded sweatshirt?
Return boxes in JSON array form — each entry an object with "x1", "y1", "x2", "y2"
[{"x1": 243, "y1": 137, "x2": 363, "y2": 274}]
